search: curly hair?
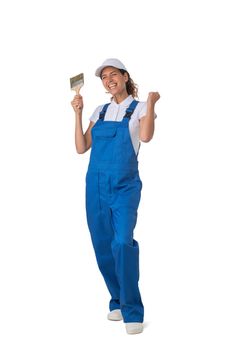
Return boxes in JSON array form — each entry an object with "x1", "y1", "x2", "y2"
[{"x1": 119, "y1": 69, "x2": 138, "y2": 99}]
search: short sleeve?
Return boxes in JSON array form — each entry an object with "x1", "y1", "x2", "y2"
[
  {"x1": 138, "y1": 101, "x2": 157, "y2": 119},
  {"x1": 89, "y1": 105, "x2": 104, "y2": 123}
]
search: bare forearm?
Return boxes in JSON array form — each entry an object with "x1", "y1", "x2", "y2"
[
  {"x1": 139, "y1": 92, "x2": 160, "y2": 143},
  {"x1": 142, "y1": 102, "x2": 155, "y2": 140},
  {"x1": 75, "y1": 112, "x2": 87, "y2": 154},
  {"x1": 71, "y1": 94, "x2": 89, "y2": 154}
]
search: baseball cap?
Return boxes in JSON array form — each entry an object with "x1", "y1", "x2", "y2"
[{"x1": 95, "y1": 58, "x2": 127, "y2": 77}]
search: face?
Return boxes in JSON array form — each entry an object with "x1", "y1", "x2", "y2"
[{"x1": 101, "y1": 67, "x2": 128, "y2": 97}]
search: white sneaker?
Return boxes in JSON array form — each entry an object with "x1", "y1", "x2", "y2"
[
  {"x1": 125, "y1": 322, "x2": 143, "y2": 334},
  {"x1": 107, "y1": 309, "x2": 123, "y2": 321}
]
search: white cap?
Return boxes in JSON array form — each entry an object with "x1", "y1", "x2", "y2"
[{"x1": 95, "y1": 58, "x2": 127, "y2": 77}]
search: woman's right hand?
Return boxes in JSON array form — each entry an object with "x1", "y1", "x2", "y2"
[{"x1": 71, "y1": 94, "x2": 84, "y2": 113}]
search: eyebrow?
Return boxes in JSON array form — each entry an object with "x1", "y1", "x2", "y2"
[{"x1": 101, "y1": 70, "x2": 118, "y2": 78}]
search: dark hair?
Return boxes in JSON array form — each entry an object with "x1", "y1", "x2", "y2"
[{"x1": 119, "y1": 69, "x2": 139, "y2": 99}]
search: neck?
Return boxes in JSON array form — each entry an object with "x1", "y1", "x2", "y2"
[{"x1": 113, "y1": 91, "x2": 129, "y2": 104}]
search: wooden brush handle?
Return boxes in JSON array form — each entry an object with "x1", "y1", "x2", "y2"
[{"x1": 74, "y1": 86, "x2": 81, "y2": 95}]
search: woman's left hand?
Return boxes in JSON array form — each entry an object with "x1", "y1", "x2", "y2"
[{"x1": 147, "y1": 92, "x2": 160, "y2": 106}]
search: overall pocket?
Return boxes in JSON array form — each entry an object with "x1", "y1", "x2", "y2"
[
  {"x1": 94, "y1": 128, "x2": 117, "y2": 139},
  {"x1": 91, "y1": 128, "x2": 117, "y2": 161}
]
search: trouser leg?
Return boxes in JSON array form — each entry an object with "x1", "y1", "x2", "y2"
[
  {"x1": 111, "y1": 205, "x2": 144, "y2": 323},
  {"x1": 86, "y1": 172, "x2": 120, "y2": 310}
]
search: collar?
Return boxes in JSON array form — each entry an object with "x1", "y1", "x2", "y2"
[{"x1": 111, "y1": 95, "x2": 134, "y2": 107}]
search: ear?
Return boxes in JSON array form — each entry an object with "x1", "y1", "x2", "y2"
[{"x1": 124, "y1": 72, "x2": 129, "y2": 83}]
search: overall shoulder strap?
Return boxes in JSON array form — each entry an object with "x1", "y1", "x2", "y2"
[
  {"x1": 99, "y1": 103, "x2": 110, "y2": 120},
  {"x1": 124, "y1": 100, "x2": 139, "y2": 119}
]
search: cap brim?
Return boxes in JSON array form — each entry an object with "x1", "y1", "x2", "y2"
[
  {"x1": 95, "y1": 65, "x2": 107, "y2": 77},
  {"x1": 95, "y1": 64, "x2": 127, "y2": 77}
]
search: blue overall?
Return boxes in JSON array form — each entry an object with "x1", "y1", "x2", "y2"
[{"x1": 86, "y1": 100, "x2": 144, "y2": 323}]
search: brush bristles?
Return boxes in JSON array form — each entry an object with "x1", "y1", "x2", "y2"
[{"x1": 70, "y1": 73, "x2": 84, "y2": 89}]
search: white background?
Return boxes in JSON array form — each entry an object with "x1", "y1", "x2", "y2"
[{"x1": 0, "y1": 0, "x2": 232, "y2": 349}]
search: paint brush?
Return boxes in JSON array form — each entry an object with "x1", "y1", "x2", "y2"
[{"x1": 70, "y1": 73, "x2": 84, "y2": 95}]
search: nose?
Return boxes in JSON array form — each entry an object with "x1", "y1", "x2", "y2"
[{"x1": 107, "y1": 75, "x2": 113, "y2": 84}]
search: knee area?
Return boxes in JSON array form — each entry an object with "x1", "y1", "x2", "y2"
[
  {"x1": 112, "y1": 237, "x2": 138, "y2": 250},
  {"x1": 115, "y1": 238, "x2": 132, "y2": 247},
  {"x1": 113, "y1": 231, "x2": 133, "y2": 247}
]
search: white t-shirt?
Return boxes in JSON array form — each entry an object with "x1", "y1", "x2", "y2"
[{"x1": 89, "y1": 95, "x2": 155, "y2": 155}]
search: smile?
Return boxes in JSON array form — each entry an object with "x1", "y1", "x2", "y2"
[{"x1": 108, "y1": 83, "x2": 117, "y2": 90}]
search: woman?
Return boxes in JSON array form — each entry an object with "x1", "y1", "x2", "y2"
[{"x1": 71, "y1": 58, "x2": 160, "y2": 334}]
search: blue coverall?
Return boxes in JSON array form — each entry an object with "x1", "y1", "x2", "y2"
[{"x1": 86, "y1": 100, "x2": 144, "y2": 323}]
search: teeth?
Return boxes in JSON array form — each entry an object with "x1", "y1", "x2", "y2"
[{"x1": 109, "y1": 84, "x2": 117, "y2": 89}]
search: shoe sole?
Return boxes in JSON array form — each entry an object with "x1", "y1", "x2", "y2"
[{"x1": 107, "y1": 310, "x2": 123, "y2": 321}]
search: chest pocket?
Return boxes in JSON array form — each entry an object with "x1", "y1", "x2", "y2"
[
  {"x1": 91, "y1": 127, "x2": 117, "y2": 162},
  {"x1": 94, "y1": 128, "x2": 117, "y2": 139}
]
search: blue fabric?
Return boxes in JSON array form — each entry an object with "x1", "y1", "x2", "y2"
[
  {"x1": 124, "y1": 99, "x2": 139, "y2": 118},
  {"x1": 85, "y1": 100, "x2": 144, "y2": 323},
  {"x1": 99, "y1": 103, "x2": 110, "y2": 119}
]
